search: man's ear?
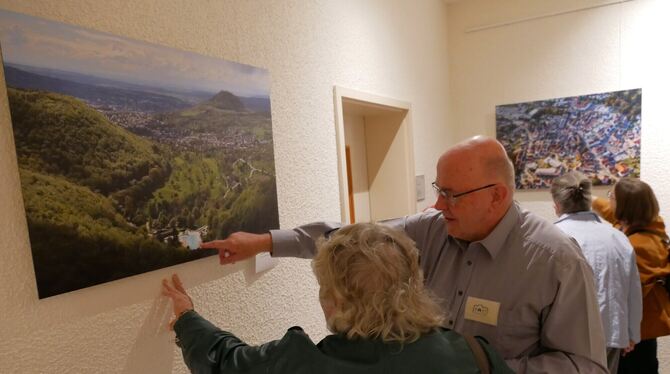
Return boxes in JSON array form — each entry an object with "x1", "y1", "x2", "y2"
[{"x1": 491, "y1": 184, "x2": 509, "y2": 207}]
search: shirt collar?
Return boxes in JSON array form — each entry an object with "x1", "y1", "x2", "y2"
[
  {"x1": 554, "y1": 211, "x2": 602, "y2": 224},
  {"x1": 477, "y1": 202, "x2": 520, "y2": 259},
  {"x1": 448, "y1": 201, "x2": 520, "y2": 258}
]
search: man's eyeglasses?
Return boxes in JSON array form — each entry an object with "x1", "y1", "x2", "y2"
[{"x1": 431, "y1": 182, "x2": 497, "y2": 205}]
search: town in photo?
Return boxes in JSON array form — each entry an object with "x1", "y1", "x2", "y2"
[{"x1": 496, "y1": 89, "x2": 641, "y2": 189}]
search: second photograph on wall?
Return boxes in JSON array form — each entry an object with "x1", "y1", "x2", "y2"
[{"x1": 496, "y1": 89, "x2": 641, "y2": 189}]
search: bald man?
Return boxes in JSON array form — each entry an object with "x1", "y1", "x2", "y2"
[{"x1": 200, "y1": 136, "x2": 607, "y2": 373}]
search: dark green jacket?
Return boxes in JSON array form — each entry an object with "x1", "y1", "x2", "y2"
[{"x1": 174, "y1": 311, "x2": 513, "y2": 374}]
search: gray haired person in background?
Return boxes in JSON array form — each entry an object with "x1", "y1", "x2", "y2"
[{"x1": 551, "y1": 171, "x2": 642, "y2": 374}]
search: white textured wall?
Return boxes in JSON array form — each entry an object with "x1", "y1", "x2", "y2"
[
  {"x1": 447, "y1": 0, "x2": 670, "y2": 370},
  {"x1": 0, "y1": 1, "x2": 451, "y2": 373}
]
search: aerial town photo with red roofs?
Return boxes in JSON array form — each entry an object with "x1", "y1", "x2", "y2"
[{"x1": 496, "y1": 89, "x2": 641, "y2": 189}]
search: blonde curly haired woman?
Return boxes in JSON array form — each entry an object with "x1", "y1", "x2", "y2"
[{"x1": 163, "y1": 223, "x2": 511, "y2": 373}]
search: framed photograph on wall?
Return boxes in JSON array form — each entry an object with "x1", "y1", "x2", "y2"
[
  {"x1": 0, "y1": 9, "x2": 279, "y2": 298},
  {"x1": 496, "y1": 89, "x2": 641, "y2": 189}
]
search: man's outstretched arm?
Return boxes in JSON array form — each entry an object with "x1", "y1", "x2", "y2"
[
  {"x1": 201, "y1": 212, "x2": 438, "y2": 265},
  {"x1": 200, "y1": 222, "x2": 343, "y2": 264}
]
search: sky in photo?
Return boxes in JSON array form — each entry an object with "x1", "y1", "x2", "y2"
[{"x1": 0, "y1": 9, "x2": 269, "y2": 97}]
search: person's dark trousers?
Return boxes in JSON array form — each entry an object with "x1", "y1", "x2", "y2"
[{"x1": 618, "y1": 338, "x2": 658, "y2": 374}]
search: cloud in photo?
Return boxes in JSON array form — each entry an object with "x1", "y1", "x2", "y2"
[{"x1": 0, "y1": 9, "x2": 269, "y2": 97}]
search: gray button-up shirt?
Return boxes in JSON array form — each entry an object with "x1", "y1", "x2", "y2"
[
  {"x1": 271, "y1": 202, "x2": 607, "y2": 373},
  {"x1": 555, "y1": 211, "x2": 642, "y2": 348}
]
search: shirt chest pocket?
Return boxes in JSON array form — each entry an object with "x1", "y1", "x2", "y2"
[{"x1": 495, "y1": 306, "x2": 541, "y2": 358}]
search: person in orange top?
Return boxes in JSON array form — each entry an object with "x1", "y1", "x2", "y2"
[{"x1": 593, "y1": 177, "x2": 670, "y2": 374}]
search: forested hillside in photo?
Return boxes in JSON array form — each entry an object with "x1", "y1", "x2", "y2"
[{"x1": 8, "y1": 84, "x2": 278, "y2": 298}]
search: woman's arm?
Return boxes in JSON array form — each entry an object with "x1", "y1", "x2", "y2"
[
  {"x1": 163, "y1": 274, "x2": 290, "y2": 374},
  {"x1": 173, "y1": 311, "x2": 288, "y2": 374}
]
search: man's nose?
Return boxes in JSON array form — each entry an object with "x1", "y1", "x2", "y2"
[{"x1": 434, "y1": 194, "x2": 448, "y2": 211}]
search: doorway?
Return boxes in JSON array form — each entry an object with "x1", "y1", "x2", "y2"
[{"x1": 333, "y1": 87, "x2": 416, "y2": 223}]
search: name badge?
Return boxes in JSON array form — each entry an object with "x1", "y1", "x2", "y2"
[{"x1": 464, "y1": 296, "x2": 500, "y2": 326}]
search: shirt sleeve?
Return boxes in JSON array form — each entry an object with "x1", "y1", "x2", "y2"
[
  {"x1": 173, "y1": 311, "x2": 288, "y2": 374},
  {"x1": 378, "y1": 211, "x2": 444, "y2": 254},
  {"x1": 269, "y1": 222, "x2": 344, "y2": 259},
  {"x1": 628, "y1": 248, "x2": 643, "y2": 343},
  {"x1": 269, "y1": 212, "x2": 440, "y2": 259},
  {"x1": 509, "y1": 252, "x2": 608, "y2": 373}
]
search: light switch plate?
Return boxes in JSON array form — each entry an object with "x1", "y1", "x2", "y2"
[{"x1": 416, "y1": 175, "x2": 425, "y2": 201}]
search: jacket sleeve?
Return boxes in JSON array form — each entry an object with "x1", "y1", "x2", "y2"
[
  {"x1": 631, "y1": 234, "x2": 664, "y2": 296},
  {"x1": 173, "y1": 311, "x2": 285, "y2": 374},
  {"x1": 628, "y1": 249, "x2": 643, "y2": 343}
]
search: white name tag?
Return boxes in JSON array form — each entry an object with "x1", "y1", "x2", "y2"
[{"x1": 464, "y1": 296, "x2": 500, "y2": 326}]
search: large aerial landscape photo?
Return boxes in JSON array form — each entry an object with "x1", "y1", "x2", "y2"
[
  {"x1": 0, "y1": 9, "x2": 279, "y2": 298},
  {"x1": 496, "y1": 89, "x2": 641, "y2": 189}
]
